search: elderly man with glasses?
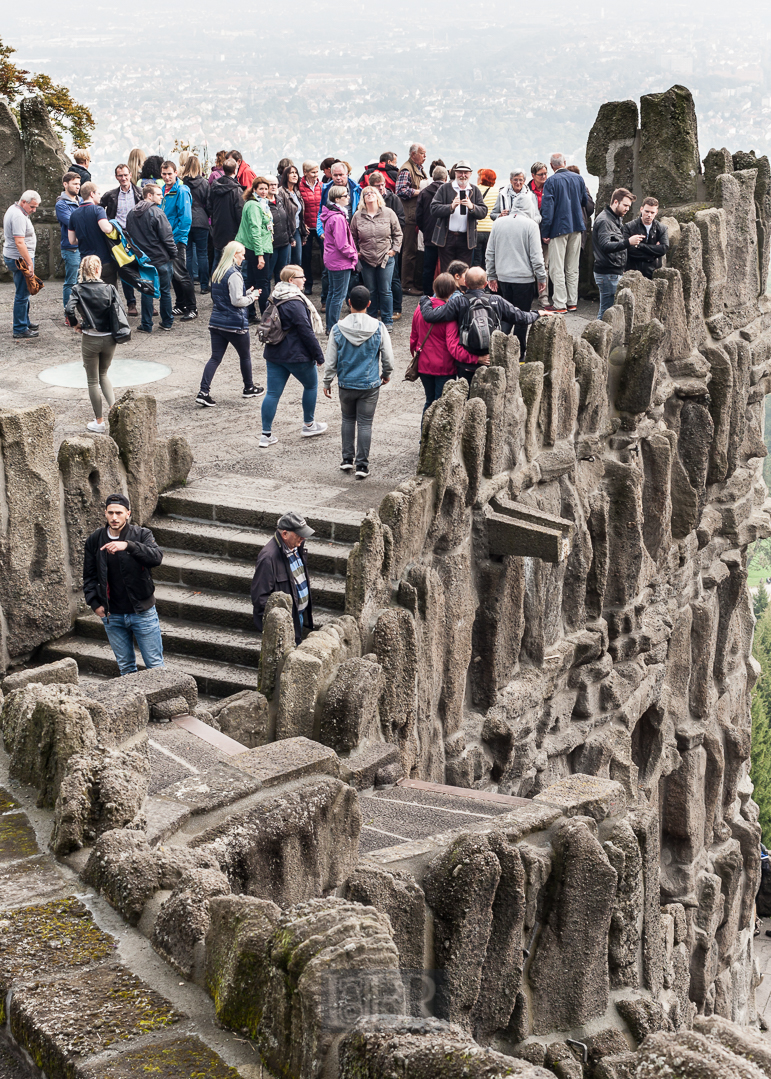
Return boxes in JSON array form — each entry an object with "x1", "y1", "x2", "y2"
[{"x1": 428, "y1": 162, "x2": 489, "y2": 274}]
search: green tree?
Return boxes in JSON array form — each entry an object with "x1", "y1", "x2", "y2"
[
  {"x1": 752, "y1": 606, "x2": 771, "y2": 843},
  {"x1": 756, "y1": 580, "x2": 769, "y2": 618},
  {"x1": 0, "y1": 37, "x2": 94, "y2": 148}
]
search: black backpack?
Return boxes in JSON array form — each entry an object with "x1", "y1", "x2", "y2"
[
  {"x1": 459, "y1": 293, "x2": 500, "y2": 355},
  {"x1": 257, "y1": 295, "x2": 295, "y2": 346}
]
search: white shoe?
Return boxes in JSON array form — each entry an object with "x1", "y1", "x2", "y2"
[
  {"x1": 259, "y1": 433, "x2": 278, "y2": 448},
  {"x1": 301, "y1": 421, "x2": 328, "y2": 438},
  {"x1": 87, "y1": 420, "x2": 106, "y2": 434}
]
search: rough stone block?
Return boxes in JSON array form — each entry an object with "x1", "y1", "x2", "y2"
[
  {"x1": 2, "y1": 658, "x2": 78, "y2": 695},
  {"x1": 189, "y1": 776, "x2": 361, "y2": 907},
  {"x1": 0, "y1": 406, "x2": 71, "y2": 665},
  {"x1": 535, "y1": 774, "x2": 626, "y2": 821},
  {"x1": 118, "y1": 667, "x2": 198, "y2": 712},
  {"x1": 529, "y1": 817, "x2": 618, "y2": 1033},
  {"x1": 57, "y1": 435, "x2": 125, "y2": 590},
  {"x1": 161, "y1": 762, "x2": 262, "y2": 815},
  {"x1": 233, "y1": 736, "x2": 339, "y2": 786},
  {"x1": 256, "y1": 898, "x2": 404, "y2": 1079},
  {"x1": 258, "y1": 591, "x2": 295, "y2": 700},
  {"x1": 205, "y1": 894, "x2": 281, "y2": 1032},
  {"x1": 634, "y1": 1029, "x2": 765, "y2": 1079},
  {"x1": 152, "y1": 867, "x2": 231, "y2": 980},
  {"x1": 108, "y1": 390, "x2": 161, "y2": 525},
  {"x1": 615, "y1": 319, "x2": 665, "y2": 414},
  {"x1": 338, "y1": 743, "x2": 403, "y2": 791},
  {"x1": 75, "y1": 1036, "x2": 243, "y2": 1078},
  {"x1": 339, "y1": 1016, "x2": 553, "y2": 1079},
  {"x1": 209, "y1": 689, "x2": 270, "y2": 748},
  {"x1": 319, "y1": 657, "x2": 384, "y2": 753},
  {"x1": 639, "y1": 85, "x2": 700, "y2": 207},
  {"x1": 79, "y1": 680, "x2": 149, "y2": 744},
  {"x1": 50, "y1": 740, "x2": 150, "y2": 855},
  {"x1": 152, "y1": 696, "x2": 189, "y2": 721},
  {"x1": 344, "y1": 863, "x2": 426, "y2": 977}
]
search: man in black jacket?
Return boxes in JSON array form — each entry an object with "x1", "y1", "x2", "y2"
[
  {"x1": 101, "y1": 164, "x2": 143, "y2": 316},
  {"x1": 210, "y1": 159, "x2": 244, "y2": 265},
  {"x1": 624, "y1": 196, "x2": 669, "y2": 279},
  {"x1": 416, "y1": 166, "x2": 448, "y2": 295},
  {"x1": 251, "y1": 512, "x2": 315, "y2": 645},
  {"x1": 125, "y1": 185, "x2": 177, "y2": 333},
  {"x1": 430, "y1": 162, "x2": 488, "y2": 273},
  {"x1": 83, "y1": 494, "x2": 165, "y2": 676},
  {"x1": 592, "y1": 187, "x2": 644, "y2": 319}
]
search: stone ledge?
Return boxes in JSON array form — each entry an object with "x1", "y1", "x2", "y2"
[
  {"x1": 233, "y1": 736, "x2": 339, "y2": 787},
  {"x1": 534, "y1": 774, "x2": 627, "y2": 821}
]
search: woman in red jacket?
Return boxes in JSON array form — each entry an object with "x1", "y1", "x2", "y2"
[
  {"x1": 410, "y1": 273, "x2": 481, "y2": 415},
  {"x1": 298, "y1": 161, "x2": 323, "y2": 296}
]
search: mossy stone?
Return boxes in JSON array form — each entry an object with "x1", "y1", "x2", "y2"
[{"x1": 75, "y1": 1035, "x2": 241, "y2": 1078}]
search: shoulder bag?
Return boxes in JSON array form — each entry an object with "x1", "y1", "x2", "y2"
[
  {"x1": 16, "y1": 259, "x2": 44, "y2": 296},
  {"x1": 404, "y1": 323, "x2": 432, "y2": 382}
]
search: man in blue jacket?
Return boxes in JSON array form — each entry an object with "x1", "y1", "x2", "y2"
[
  {"x1": 160, "y1": 161, "x2": 197, "y2": 320},
  {"x1": 539, "y1": 153, "x2": 589, "y2": 314},
  {"x1": 55, "y1": 171, "x2": 82, "y2": 310},
  {"x1": 322, "y1": 285, "x2": 393, "y2": 479}
]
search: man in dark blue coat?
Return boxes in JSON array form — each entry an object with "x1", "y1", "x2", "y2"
[{"x1": 539, "y1": 153, "x2": 589, "y2": 313}]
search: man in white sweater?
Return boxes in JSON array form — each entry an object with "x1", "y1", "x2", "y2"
[{"x1": 486, "y1": 210, "x2": 547, "y2": 359}]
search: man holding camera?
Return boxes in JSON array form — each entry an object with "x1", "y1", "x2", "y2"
[{"x1": 429, "y1": 162, "x2": 489, "y2": 274}]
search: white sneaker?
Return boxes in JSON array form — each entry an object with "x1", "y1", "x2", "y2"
[
  {"x1": 301, "y1": 421, "x2": 328, "y2": 438},
  {"x1": 259, "y1": 433, "x2": 278, "y2": 448},
  {"x1": 87, "y1": 420, "x2": 106, "y2": 434}
]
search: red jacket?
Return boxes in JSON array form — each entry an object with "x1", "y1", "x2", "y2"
[
  {"x1": 237, "y1": 161, "x2": 256, "y2": 190},
  {"x1": 298, "y1": 177, "x2": 322, "y2": 230},
  {"x1": 410, "y1": 297, "x2": 476, "y2": 376}
]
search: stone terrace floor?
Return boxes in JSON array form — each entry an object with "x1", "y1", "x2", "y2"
[{"x1": 0, "y1": 281, "x2": 595, "y2": 513}]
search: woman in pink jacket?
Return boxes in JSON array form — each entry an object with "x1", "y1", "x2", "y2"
[
  {"x1": 410, "y1": 272, "x2": 482, "y2": 414},
  {"x1": 320, "y1": 186, "x2": 358, "y2": 333}
]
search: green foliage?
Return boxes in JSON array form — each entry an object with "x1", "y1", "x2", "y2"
[
  {"x1": 756, "y1": 580, "x2": 769, "y2": 618},
  {"x1": 752, "y1": 605, "x2": 771, "y2": 843},
  {"x1": 0, "y1": 36, "x2": 94, "y2": 148}
]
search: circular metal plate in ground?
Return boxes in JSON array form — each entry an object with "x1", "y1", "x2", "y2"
[{"x1": 38, "y1": 358, "x2": 172, "y2": 388}]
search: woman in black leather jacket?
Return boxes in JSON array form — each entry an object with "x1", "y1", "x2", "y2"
[{"x1": 65, "y1": 255, "x2": 130, "y2": 433}]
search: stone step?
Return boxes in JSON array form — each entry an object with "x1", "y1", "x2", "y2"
[
  {"x1": 75, "y1": 611, "x2": 262, "y2": 668},
  {"x1": 153, "y1": 583, "x2": 340, "y2": 634},
  {"x1": 41, "y1": 636, "x2": 262, "y2": 697},
  {"x1": 157, "y1": 487, "x2": 363, "y2": 543},
  {"x1": 148, "y1": 515, "x2": 353, "y2": 576},
  {"x1": 154, "y1": 551, "x2": 347, "y2": 609}
]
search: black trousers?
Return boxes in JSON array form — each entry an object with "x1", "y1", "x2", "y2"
[
  {"x1": 171, "y1": 241, "x2": 197, "y2": 313},
  {"x1": 438, "y1": 231, "x2": 474, "y2": 273},
  {"x1": 498, "y1": 280, "x2": 536, "y2": 360}
]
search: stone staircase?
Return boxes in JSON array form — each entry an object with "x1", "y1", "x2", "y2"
[{"x1": 43, "y1": 487, "x2": 362, "y2": 698}]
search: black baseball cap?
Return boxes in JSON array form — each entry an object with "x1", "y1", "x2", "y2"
[
  {"x1": 105, "y1": 493, "x2": 131, "y2": 510},
  {"x1": 277, "y1": 511, "x2": 314, "y2": 538}
]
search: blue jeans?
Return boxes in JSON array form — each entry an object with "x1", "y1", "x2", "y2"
[
  {"x1": 140, "y1": 260, "x2": 173, "y2": 331},
  {"x1": 360, "y1": 257, "x2": 395, "y2": 325},
  {"x1": 326, "y1": 268, "x2": 351, "y2": 332},
  {"x1": 290, "y1": 229, "x2": 302, "y2": 269},
  {"x1": 595, "y1": 271, "x2": 621, "y2": 320},
  {"x1": 272, "y1": 243, "x2": 292, "y2": 283},
  {"x1": 5, "y1": 256, "x2": 32, "y2": 334},
  {"x1": 189, "y1": 226, "x2": 210, "y2": 290},
  {"x1": 61, "y1": 248, "x2": 80, "y2": 308},
  {"x1": 419, "y1": 373, "x2": 454, "y2": 415},
  {"x1": 261, "y1": 360, "x2": 318, "y2": 432},
  {"x1": 392, "y1": 252, "x2": 403, "y2": 313},
  {"x1": 101, "y1": 607, "x2": 165, "y2": 675}
]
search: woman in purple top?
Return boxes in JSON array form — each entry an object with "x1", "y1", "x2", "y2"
[{"x1": 319, "y1": 185, "x2": 357, "y2": 333}]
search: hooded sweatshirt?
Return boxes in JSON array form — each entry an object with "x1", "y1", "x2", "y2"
[
  {"x1": 323, "y1": 312, "x2": 394, "y2": 390},
  {"x1": 209, "y1": 175, "x2": 244, "y2": 248},
  {"x1": 125, "y1": 200, "x2": 177, "y2": 266},
  {"x1": 320, "y1": 204, "x2": 357, "y2": 271}
]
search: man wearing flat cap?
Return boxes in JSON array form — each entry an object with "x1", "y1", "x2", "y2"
[
  {"x1": 82, "y1": 494, "x2": 165, "y2": 675},
  {"x1": 251, "y1": 512, "x2": 315, "y2": 644},
  {"x1": 429, "y1": 162, "x2": 489, "y2": 273}
]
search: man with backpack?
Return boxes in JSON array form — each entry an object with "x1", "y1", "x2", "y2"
[
  {"x1": 417, "y1": 266, "x2": 554, "y2": 379},
  {"x1": 322, "y1": 284, "x2": 393, "y2": 479}
]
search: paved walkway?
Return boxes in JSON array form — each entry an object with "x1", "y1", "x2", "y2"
[
  {"x1": 755, "y1": 920, "x2": 771, "y2": 1029},
  {"x1": 0, "y1": 282, "x2": 596, "y2": 514}
]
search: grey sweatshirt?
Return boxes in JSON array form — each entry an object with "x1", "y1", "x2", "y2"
[{"x1": 485, "y1": 213, "x2": 547, "y2": 284}]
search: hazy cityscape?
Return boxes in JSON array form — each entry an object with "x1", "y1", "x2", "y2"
[{"x1": 4, "y1": 0, "x2": 771, "y2": 191}]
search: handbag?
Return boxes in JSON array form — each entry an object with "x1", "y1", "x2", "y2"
[
  {"x1": 16, "y1": 259, "x2": 44, "y2": 296},
  {"x1": 109, "y1": 291, "x2": 132, "y2": 344},
  {"x1": 404, "y1": 324, "x2": 432, "y2": 382}
]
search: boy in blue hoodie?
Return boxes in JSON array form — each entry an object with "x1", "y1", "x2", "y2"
[{"x1": 160, "y1": 161, "x2": 197, "y2": 319}]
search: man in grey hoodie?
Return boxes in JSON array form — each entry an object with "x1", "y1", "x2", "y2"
[
  {"x1": 486, "y1": 210, "x2": 547, "y2": 360},
  {"x1": 322, "y1": 285, "x2": 394, "y2": 479}
]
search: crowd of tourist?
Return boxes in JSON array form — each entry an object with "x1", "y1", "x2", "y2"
[{"x1": 3, "y1": 142, "x2": 669, "y2": 479}]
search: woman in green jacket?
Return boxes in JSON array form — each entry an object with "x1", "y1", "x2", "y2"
[{"x1": 236, "y1": 177, "x2": 274, "y2": 316}]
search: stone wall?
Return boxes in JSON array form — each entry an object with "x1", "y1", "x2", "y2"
[
  {"x1": 263, "y1": 85, "x2": 771, "y2": 1033},
  {"x1": 0, "y1": 95, "x2": 72, "y2": 281},
  {"x1": 0, "y1": 391, "x2": 192, "y2": 670}
]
